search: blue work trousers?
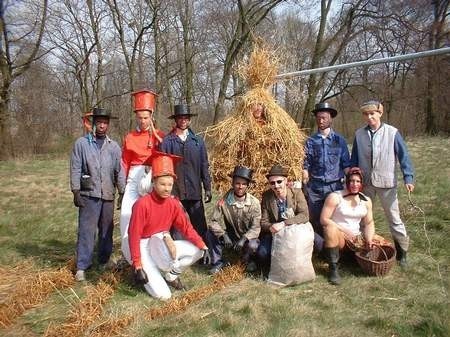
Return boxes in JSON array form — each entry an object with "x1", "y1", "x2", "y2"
[
  {"x1": 76, "y1": 196, "x2": 114, "y2": 270},
  {"x1": 305, "y1": 180, "x2": 343, "y2": 236},
  {"x1": 181, "y1": 199, "x2": 208, "y2": 242}
]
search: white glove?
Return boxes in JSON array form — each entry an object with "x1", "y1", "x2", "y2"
[{"x1": 138, "y1": 172, "x2": 153, "y2": 196}]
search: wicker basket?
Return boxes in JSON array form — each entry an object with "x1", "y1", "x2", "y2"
[{"x1": 355, "y1": 244, "x2": 396, "y2": 276}]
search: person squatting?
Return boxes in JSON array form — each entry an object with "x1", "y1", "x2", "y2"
[{"x1": 71, "y1": 98, "x2": 415, "y2": 299}]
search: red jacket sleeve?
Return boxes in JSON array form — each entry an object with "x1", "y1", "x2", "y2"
[
  {"x1": 121, "y1": 135, "x2": 131, "y2": 178},
  {"x1": 172, "y1": 201, "x2": 205, "y2": 249},
  {"x1": 128, "y1": 199, "x2": 147, "y2": 268}
]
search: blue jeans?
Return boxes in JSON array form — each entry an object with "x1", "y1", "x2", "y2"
[
  {"x1": 76, "y1": 196, "x2": 114, "y2": 270},
  {"x1": 306, "y1": 180, "x2": 343, "y2": 236},
  {"x1": 256, "y1": 234, "x2": 273, "y2": 267}
]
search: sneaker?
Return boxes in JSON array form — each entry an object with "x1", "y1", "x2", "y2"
[
  {"x1": 166, "y1": 278, "x2": 186, "y2": 290},
  {"x1": 75, "y1": 270, "x2": 85, "y2": 281},
  {"x1": 245, "y1": 261, "x2": 257, "y2": 273}
]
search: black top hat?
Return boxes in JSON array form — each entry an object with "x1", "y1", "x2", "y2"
[
  {"x1": 168, "y1": 104, "x2": 198, "y2": 119},
  {"x1": 92, "y1": 107, "x2": 118, "y2": 119},
  {"x1": 228, "y1": 165, "x2": 254, "y2": 182},
  {"x1": 266, "y1": 164, "x2": 289, "y2": 179},
  {"x1": 312, "y1": 102, "x2": 337, "y2": 118}
]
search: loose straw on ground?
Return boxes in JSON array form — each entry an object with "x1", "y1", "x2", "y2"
[
  {"x1": 206, "y1": 43, "x2": 307, "y2": 197},
  {"x1": 89, "y1": 264, "x2": 245, "y2": 337},
  {"x1": 0, "y1": 266, "x2": 74, "y2": 328},
  {"x1": 43, "y1": 270, "x2": 125, "y2": 337}
]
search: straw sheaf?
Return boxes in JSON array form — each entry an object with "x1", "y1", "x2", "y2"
[
  {"x1": 88, "y1": 265, "x2": 245, "y2": 337},
  {"x1": 0, "y1": 266, "x2": 74, "y2": 328},
  {"x1": 237, "y1": 44, "x2": 279, "y2": 89},
  {"x1": 44, "y1": 275, "x2": 117, "y2": 337},
  {"x1": 147, "y1": 264, "x2": 245, "y2": 320},
  {"x1": 207, "y1": 86, "x2": 306, "y2": 197}
]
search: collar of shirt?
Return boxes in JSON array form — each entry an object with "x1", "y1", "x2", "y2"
[
  {"x1": 312, "y1": 128, "x2": 335, "y2": 140},
  {"x1": 85, "y1": 133, "x2": 111, "y2": 143},
  {"x1": 225, "y1": 190, "x2": 250, "y2": 207},
  {"x1": 177, "y1": 128, "x2": 189, "y2": 142}
]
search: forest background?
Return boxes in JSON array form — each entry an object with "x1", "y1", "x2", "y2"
[{"x1": 0, "y1": 0, "x2": 449, "y2": 159}]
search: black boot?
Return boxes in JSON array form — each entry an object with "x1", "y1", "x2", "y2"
[
  {"x1": 394, "y1": 241, "x2": 408, "y2": 268},
  {"x1": 326, "y1": 247, "x2": 341, "y2": 285}
]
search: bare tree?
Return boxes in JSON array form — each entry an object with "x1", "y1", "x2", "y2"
[
  {"x1": 212, "y1": 0, "x2": 284, "y2": 123},
  {"x1": 425, "y1": 0, "x2": 449, "y2": 134},
  {"x1": 0, "y1": 0, "x2": 48, "y2": 158},
  {"x1": 106, "y1": 0, "x2": 155, "y2": 128}
]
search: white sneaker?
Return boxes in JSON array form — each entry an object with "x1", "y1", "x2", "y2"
[{"x1": 75, "y1": 270, "x2": 85, "y2": 281}]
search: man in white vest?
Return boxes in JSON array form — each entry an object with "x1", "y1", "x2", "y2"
[{"x1": 350, "y1": 100, "x2": 414, "y2": 267}]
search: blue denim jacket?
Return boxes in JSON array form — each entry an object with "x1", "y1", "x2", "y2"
[
  {"x1": 160, "y1": 128, "x2": 211, "y2": 201},
  {"x1": 303, "y1": 129, "x2": 350, "y2": 183},
  {"x1": 70, "y1": 135, "x2": 125, "y2": 201}
]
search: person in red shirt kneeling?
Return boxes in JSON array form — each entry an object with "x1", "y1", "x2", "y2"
[{"x1": 128, "y1": 151, "x2": 210, "y2": 300}]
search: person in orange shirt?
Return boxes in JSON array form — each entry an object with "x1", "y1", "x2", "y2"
[{"x1": 120, "y1": 89, "x2": 165, "y2": 264}]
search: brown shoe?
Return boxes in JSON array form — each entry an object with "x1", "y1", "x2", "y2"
[{"x1": 166, "y1": 278, "x2": 187, "y2": 290}]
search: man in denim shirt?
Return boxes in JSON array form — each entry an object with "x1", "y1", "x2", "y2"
[
  {"x1": 70, "y1": 108, "x2": 125, "y2": 281},
  {"x1": 303, "y1": 102, "x2": 350, "y2": 252}
]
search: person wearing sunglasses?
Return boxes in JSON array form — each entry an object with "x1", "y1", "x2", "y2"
[
  {"x1": 206, "y1": 166, "x2": 261, "y2": 274},
  {"x1": 257, "y1": 164, "x2": 309, "y2": 270},
  {"x1": 302, "y1": 102, "x2": 351, "y2": 254}
]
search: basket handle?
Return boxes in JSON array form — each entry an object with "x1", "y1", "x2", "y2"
[{"x1": 373, "y1": 243, "x2": 388, "y2": 260}]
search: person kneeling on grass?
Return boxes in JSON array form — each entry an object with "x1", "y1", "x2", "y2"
[
  {"x1": 128, "y1": 151, "x2": 210, "y2": 300},
  {"x1": 320, "y1": 167, "x2": 389, "y2": 285},
  {"x1": 206, "y1": 166, "x2": 261, "y2": 274}
]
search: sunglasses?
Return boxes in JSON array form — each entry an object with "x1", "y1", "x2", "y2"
[{"x1": 269, "y1": 179, "x2": 284, "y2": 186}]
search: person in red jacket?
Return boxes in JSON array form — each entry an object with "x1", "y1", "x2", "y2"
[
  {"x1": 128, "y1": 151, "x2": 210, "y2": 300},
  {"x1": 119, "y1": 89, "x2": 165, "y2": 264}
]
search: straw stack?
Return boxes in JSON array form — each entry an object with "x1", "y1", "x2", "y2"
[{"x1": 206, "y1": 43, "x2": 306, "y2": 197}]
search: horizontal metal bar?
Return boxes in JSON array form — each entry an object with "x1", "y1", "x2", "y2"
[{"x1": 275, "y1": 47, "x2": 450, "y2": 80}]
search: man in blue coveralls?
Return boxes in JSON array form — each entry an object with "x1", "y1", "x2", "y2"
[
  {"x1": 70, "y1": 108, "x2": 125, "y2": 281},
  {"x1": 302, "y1": 102, "x2": 350, "y2": 253}
]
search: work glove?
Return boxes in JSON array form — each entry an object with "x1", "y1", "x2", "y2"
[
  {"x1": 134, "y1": 267, "x2": 149, "y2": 285},
  {"x1": 234, "y1": 236, "x2": 247, "y2": 252},
  {"x1": 202, "y1": 248, "x2": 211, "y2": 265},
  {"x1": 220, "y1": 232, "x2": 233, "y2": 249},
  {"x1": 72, "y1": 190, "x2": 85, "y2": 208},
  {"x1": 116, "y1": 193, "x2": 124, "y2": 210},
  {"x1": 204, "y1": 190, "x2": 212, "y2": 203}
]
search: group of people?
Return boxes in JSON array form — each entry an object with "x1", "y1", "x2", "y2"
[{"x1": 70, "y1": 91, "x2": 414, "y2": 299}]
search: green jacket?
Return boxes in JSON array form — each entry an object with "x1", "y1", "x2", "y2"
[{"x1": 208, "y1": 189, "x2": 261, "y2": 240}]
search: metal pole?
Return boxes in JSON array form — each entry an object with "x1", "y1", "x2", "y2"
[{"x1": 275, "y1": 47, "x2": 450, "y2": 80}]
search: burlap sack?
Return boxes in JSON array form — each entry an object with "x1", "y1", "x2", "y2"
[{"x1": 267, "y1": 222, "x2": 315, "y2": 286}]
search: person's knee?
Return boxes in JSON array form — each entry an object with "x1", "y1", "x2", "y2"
[{"x1": 144, "y1": 283, "x2": 172, "y2": 300}]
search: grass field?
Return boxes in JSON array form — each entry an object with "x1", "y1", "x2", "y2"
[{"x1": 0, "y1": 136, "x2": 449, "y2": 337}]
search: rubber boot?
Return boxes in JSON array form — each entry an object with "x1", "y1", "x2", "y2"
[
  {"x1": 326, "y1": 247, "x2": 341, "y2": 285},
  {"x1": 394, "y1": 240, "x2": 408, "y2": 268}
]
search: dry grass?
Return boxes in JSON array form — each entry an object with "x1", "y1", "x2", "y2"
[
  {"x1": 88, "y1": 264, "x2": 245, "y2": 337},
  {"x1": 206, "y1": 44, "x2": 307, "y2": 197},
  {"x1": 43, "y1": 274, "x2": 117, "y2": 337},
  {"x1": 0, "y1": 266, "x2": 74, "y2": 328}
]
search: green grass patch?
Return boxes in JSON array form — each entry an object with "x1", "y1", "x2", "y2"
[{"x1": 0, "y1": 137, "x2": 449, "y2": 336}]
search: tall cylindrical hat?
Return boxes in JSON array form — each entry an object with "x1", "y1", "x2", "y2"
[
  {"x1": 145, "y1": 151, "x2": 183, "y2": 179},
  {"x1": 132, "y1": 89, "x2": 158, "y2": 112}
]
